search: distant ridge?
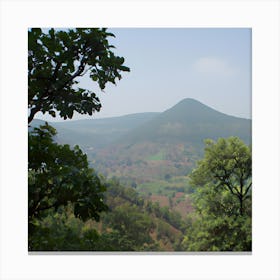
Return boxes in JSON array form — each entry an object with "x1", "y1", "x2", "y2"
[
  {"x1": 117, "y1": 98, "x2": 251, "y2": 146},
  {"x1": 157, "y1": 98, "x2": 249, "y2": 122},
  {"x1": 30, "y1": 98, "x2": 251, "y2": 149},
  {"x1": 31, "y1": 112, "x2": 160, "y2": 148}
]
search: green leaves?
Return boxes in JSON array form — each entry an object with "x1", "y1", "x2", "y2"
[
  {"x1": 28, "y1": 124, "x2": 108, "y2": 223},
  {"x1": 190, "y1": 137, "x2": 252, "y2": 213},
  {"x1": 28, "y1": 27, "x2": 130, "y2": 250},
  {"x1": 28, "y1": 28, "x2": 130, "y2": 123},
  {"x1": 182, "y1": 137, "x2": 252, "y2": 251},
  {"x1": 28, "y1": 204, "x2": 102, "y2": 251}
]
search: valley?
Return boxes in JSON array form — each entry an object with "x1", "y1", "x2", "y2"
[{"x1": 31, "y1": 98, "x2": 251, "y2": 220}]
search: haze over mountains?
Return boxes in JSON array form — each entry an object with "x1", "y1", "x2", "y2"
[
  {"x1": 31, "y1": 98, "x2": 251, "y2": 211},
  {"x1": 31, "y1": 98, "x2": 251, "y2": 189},
  {"x1": 32, "y1": 98, "x2": 251, "y2": 150},
  {"x1": 116, "y1": 98, "x2": 251, "y2": 146}
]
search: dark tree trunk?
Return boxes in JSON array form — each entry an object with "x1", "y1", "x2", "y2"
[{"x1": 239, "y1": 196, "x2": 244, "y2": 216}]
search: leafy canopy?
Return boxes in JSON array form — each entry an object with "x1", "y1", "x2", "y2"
[
  {"x1": 28, "y1": 123, "x2": 108, "y2": 224},
  {"x1": 190, "y1": 137, "x2": 252, "y2": 215},
  {"x1": 28, "y1": 28, "x2": 130, "y2": 250},
  {"x1": 28, "y1": 28, "x2": 130, "y2": 123},
  {"x1": 181, "y1": 137, "x2": 252, "y2": 251}
]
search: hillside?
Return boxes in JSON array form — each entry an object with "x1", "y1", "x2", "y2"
[
  {"x1": 31, "y1": 98, "x2": 251, "y2": 151},
  {"x1": 31, "y1": 98, "x2": 251, "y2": 195},
  {"x1": 90, "y1": 98, "x2": 250, "y2": 174},
  {"x1": 117, "y1": 98, "x2": 251, "y2": 146},
  {"x1": 31, "y1": 112, "x2": 159, "y2": 148}
]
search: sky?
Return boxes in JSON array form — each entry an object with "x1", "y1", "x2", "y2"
[{"x1": 36, "y1": 28, "x2": 251, "y2": 121}]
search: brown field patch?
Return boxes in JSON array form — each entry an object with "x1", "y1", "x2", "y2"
[{"x1": 149, "y1": 195, "x2": 169, "y2": 207}]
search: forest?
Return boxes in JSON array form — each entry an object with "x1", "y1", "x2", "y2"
[{"x1": 28, "y1": 28, "x2": 252, "y2": 251}]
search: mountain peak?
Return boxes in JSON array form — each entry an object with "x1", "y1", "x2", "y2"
[
  {"x1": 172, "y1": 98, "x2": 207, "y2": 110},
  {"x1": 178, "y1": 97, "x2": 201, "y2": 104},
  {"x1": 162, "y1": 98, "x2": 219, "y2": 121}
]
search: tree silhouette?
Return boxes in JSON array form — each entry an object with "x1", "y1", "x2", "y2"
[{"x1": 28, "y1": 28, "x2": 129, "y2": 123}]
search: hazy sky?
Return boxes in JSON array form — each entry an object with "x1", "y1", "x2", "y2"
[{"x1": 37, "y1": 28, "x2": 251, "y2": 121}]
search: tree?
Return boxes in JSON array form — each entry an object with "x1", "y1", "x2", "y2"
[
  {"x1": 190, "y1": 137, "x2": 252, "y2": 216},
  {"x1": 28, "y1": 124, "x2": 108, "y2": 228},
  {"x1": 107, "y1": 203, "x2": 155, "y2": 250},
  {"x1": 181, "y1": 213, "x2": 251, "y2": 251},
  {"x1": 181, "y1": 137, "x2": 252, "y2": 251},
  {"x1": 28, "y1": 28, "x2": 130, "y2": 250},
  {"x1": 28, "y1": 28, "x2": 130, "y2": 123},
  {"x1": 29, "y1": 204, "x2": 100, "y2": 251}
]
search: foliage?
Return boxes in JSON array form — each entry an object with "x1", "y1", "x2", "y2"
[
  {"x1": 182, "y1": 137, "x2": 252, "y2": 251},
  {"x1": 29, "y1": 204, "x2": 100, "y2": 251},
  {"x1": 29, "y1": 176, "x2": 187, "y2": 251},
  {"x1": 28, "y1": 28, "x2": 134, "y2": 251},
  {"x1": 105, "y1": 203, "x2": 155, "y2": 250},
  {"x1": 28, "y1": 28, "x2": 130, "y2": 123},
  {"x1": 181, "y1": 214, "x2": 251, "y2": 251},
  {"x1": 100, "y1": 179, "x2": 156, "y2": 250},
  {"x1": 28, "y1": 123, "x2": 108, "y2": 241},
  {"x1": 190, "y1": 137, "x2": 252, "y2": 215},
  {"x1": 96, "y1": 179, "x2": 186, "y2": 251}
]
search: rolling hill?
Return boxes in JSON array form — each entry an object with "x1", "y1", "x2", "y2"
[{"x1": 117, "y1": 98, "x2": 251, "y2": 146}]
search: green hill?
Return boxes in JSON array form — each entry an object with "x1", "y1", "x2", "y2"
[{"x1": 118, "y1": 98, "x2": 251, "y2": 147}]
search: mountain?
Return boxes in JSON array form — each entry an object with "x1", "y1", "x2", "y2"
[
  {"x1": 31, "y1": 98, "x2": 251, "y2": 149},
  {"x1": 31, "y1": 112, "x2": 159, "y2": 148},
  {"x1": 117, "y1": 98, "x2": 251, "y2": 147},
  {"x1": 84, "y1": 98, "x2": 251, "y2": 190}
]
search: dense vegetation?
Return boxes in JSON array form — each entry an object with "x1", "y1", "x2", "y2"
[
  {"x1": 182, "y1": 137, "x2": 252, "y2": 251},
  {"x1": 30, "y1": 178, "x2": 188, "y2": 251},
  {"x1": 28, "y1": 28, "x2": 252, "y2": 252},
  {"x1": 28, "y1": 27, "x2": 129, "y2": 249},
  {"x1": 29, "y1": 128, "x2": 251, "y2": 251}
]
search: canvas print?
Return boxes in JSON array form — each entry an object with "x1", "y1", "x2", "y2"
[{"x1": 28, "y1": 28, "x2": 252, "y2": 252}]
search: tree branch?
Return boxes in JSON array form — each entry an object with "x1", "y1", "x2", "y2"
[
  {"x1": 243, "y1": 182, "x2": 252, "y2": 197},
  {"x1": 28, "y1": 107, "x2": 41, "y2": 124},
  {"x1": 55, "y1": 42, "x2": 89, "y2": 93},
  {"x1": 36, "y1": 202, "x2": 58, "y2": 212}
]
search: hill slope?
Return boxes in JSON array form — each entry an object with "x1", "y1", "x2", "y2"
[
  {"x1": 87, "y1": 98, "x2": 251, "y2": 192},
  {"x1": 31, "y1": 112, "x2": 159, "y2": 148},
  {"x1": 118, "y1": 98, "x2": 251, "y2": 147},
  {"x1": 31, "y1": 98, "x2": 251, "y2": 150}
]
